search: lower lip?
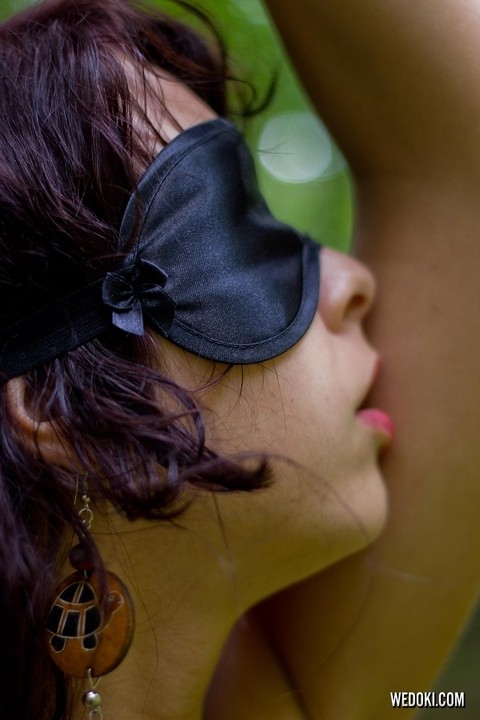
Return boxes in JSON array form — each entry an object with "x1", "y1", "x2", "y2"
[{"x1": 356, "y1": 408, "x2": 395, "y2": 442}]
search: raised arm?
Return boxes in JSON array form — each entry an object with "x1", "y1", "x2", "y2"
[
  {"x1": 255, "y1": 1, "x2": 480, "y2": 717},
  {"x1": 262, "y1": 0, "x2": 480, "y2": 178}
]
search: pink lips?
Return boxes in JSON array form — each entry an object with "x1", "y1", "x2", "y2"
[{"x1": 356, "y1": 407, "x2": 395, "y2": 442}]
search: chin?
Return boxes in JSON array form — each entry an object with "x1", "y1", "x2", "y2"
[
  {"x1": 275, "y1": 466, "x2": 389, "y2": 595},
  {"x1": 341, "y1": 464, "x2": 389, "y2": 551}
]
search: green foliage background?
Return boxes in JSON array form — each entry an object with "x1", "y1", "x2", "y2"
[
  {"x1": 0, "y1": 0, "x2": 352, "y2": 252},
  {"x1": 1, "y1": 0, "x2": 478, "y2": 716}
]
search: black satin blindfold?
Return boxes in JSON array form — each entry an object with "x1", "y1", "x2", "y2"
[{"x1": 0, "y1": 119, "x2": 321, "y2": 382}]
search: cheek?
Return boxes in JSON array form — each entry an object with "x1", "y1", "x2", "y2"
[
  {"x1": 263, "y1": 325, "x2": 342, "y2": 458},
  {"x1": 162, "y1": 326, "x2": 388, "y2": 562},
  {"x1": 199, "y1": 317, "x2": 344, "y2": 466},
  {"x1": 200, "y1": 359, "x2": 335, "y2": 462}
]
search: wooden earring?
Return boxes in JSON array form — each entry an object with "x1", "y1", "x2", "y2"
[
  {"x1": 45, "y1": 478, "x2": 134, "y2": 719},
  {"x1": 45, "y1": 543, "x2": 134, "y2": 679}
]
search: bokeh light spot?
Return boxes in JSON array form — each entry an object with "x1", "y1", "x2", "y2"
[{"x1": 257, "y1": 112, "x2": 345, "y2": 183}]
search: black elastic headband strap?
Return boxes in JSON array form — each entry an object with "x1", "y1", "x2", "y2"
[
  {"x1": 0, "y1": 280, "x2": 108, "y2": 382},
  {"x1": 0, "y1": 259, "x2": 177, "y2": 383}
]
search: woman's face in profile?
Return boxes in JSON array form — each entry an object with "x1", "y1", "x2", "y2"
[
  {"x1": 159, "y1": 245, "x2": 388, "y2": 602},
  {"x1": 105, "y1": 72, "x2": 390, "y2": 606}
]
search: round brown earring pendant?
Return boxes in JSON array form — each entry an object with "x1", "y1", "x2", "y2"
[{"x1": 45, "y1": 568, "x2": 134, "y2": 678}]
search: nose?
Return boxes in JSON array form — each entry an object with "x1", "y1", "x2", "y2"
[{"x1": 319, "y1": 248, "x2": 376, "y2": 332}]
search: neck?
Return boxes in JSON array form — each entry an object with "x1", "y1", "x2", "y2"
[
  {"x1": 79, "y1": 496, "x2": 247, "y2": 720},
  {"x1": 98, "y1": 603, "x2": 233, "y2": 720}
]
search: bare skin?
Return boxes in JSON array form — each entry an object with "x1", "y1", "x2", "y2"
[
  {"x1": 86, "y1": 245, "x2": 382, "y2": 720},
  {"x1": 10, "y1": 5, "x2": 479, "y2": 717},
  {"x1": 7, "y1": 76, "x2": 384, "y2": 719},
  {"x1": 206, "y1": 1, "x2": 480, "y2": 718}
]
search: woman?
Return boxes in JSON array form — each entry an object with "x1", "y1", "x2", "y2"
[
  {"x1": 0, "y1": 1, "x2": 478, "y2": 720},
  {"x1": 0, "y1": 1, "x2": 387, "y2": 717}
]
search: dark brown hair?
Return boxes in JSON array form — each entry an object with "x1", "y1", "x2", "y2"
[{"x1": 0, "y1": 1, "x2": 267, "y2": 718}]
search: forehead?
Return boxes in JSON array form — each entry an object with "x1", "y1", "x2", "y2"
[{"x1": 119, "y1": 56, "x2": 217, "y2": 159}]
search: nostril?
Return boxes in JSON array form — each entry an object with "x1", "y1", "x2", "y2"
[
  {"x1": 319, "y1": 248, "x2": 376, "y2": 331},
  {"x1": 346, "y1": 292, "x2": 371, "y2": 321}
]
